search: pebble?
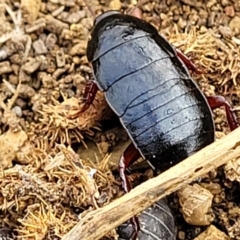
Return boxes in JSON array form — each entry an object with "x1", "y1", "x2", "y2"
[
  {"x1": 178, "y1": 184, "x2": 214, "y2": 226},
  {"x1": 52, "y1": 6, "x2": 65, "y2": 17},
  {"x1": 19, "y1": 84, "x2": 36, "y2": 98},
  {"x1": 12, "y1": 106, "x2": 23, "y2": 117},
  {"x1": 65, "y1": 11, "x2": 86, "y2": 24},
  {"x1": 221, "y1": 0, "x2": 230, "y2": 7},
  {"x1": 180, "y1": 0, "x2": 201, "y2": 8},
  {"x1": 22, "y1": 59, "x2": 41, "y2": 74},
  {"x1": 109, "y1": 0, "x2": 122, "y2": 10},
  {"x1": 56, "y1": 49, "x2": 65, "y2": 68},
  {"x1": 45, "y1": 15, "x2": 69, "y2": 35},
  {"x1": 219, "y1": 25, "x2": 232, "y2": 38},
  {"x1": 224, "y1": 5, "x2": 235, "y2": 17},
  {"x1": 207, "y1": 12, "x2": 216, "y2": 27},
  {"x1": 69, "y1": 42, "x2": 86, "y2": 56},
  {"x1": 229, "y1": 16, "x2": 240, "y2": 35},
  {"x1": 206, "y1": 0, "x2": 217, "y2": 8},
  {"x1": 0, "y1": 61, "x2": 12, "y2": 74},
  {"x1": 8, "y1": 74, "x2": 18, "y2": 85},
  {"x1": 45, "y1": 33, "x2": 58, "y2": 49},
  {"x1": 33, "y1": 39, "x2": 48, "y2": 55},
  {"x1": 194, "y1": 225, "x2": 229, "y2": 240}
]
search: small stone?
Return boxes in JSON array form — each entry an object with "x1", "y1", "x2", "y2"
[
  {"x1": 72, "y1": 56, "x2": 81, "y2": 65},
  {"x1": 199, "y1": 182, "x2": 221, "y2": 195},
  {"x1": 52, "y1": 64, "x2": 70, "y2": 79},
  {"x1": 0, "y1": 61, "x2": 12, "y2": 74},
  {"x1": 178, "y1": 184, "x2": 214, "y2": 226},
  {"x1": 180, "y1": 0, "x2": 201, "y2": 7},
  {"x1": 46, "y1": 2, "x2": 58, "y2": 12},
  {"x1": 224, "y1": 5, "x2": 235, "y2": 17},
  {"x1": 160, "y1": 13, "x2": 168, "y2": 20},
  {"x1": 25, "y1": 19, "x2": 46, "y2": 33},
  {"x1": 45, "y1": 33, "x2": 58, "y2": 49},
  {"x1": 224, "y1": 157, "x2": 240, "y2": 182},
  {"x1": 0, "y1": 130, "x2": 28, "y2": 169},
  {"x1": 229, "y1": 16, "x2": 240, "y2": 35},
  {"x1": 11, "y1": 64, "x2": 19, "y2": 75},
  {"x1": 19, "y1": 84, "x2": 36, "y2": 98},
  {"x1": 15, "y1": 98, "x2": 27, "y2": 108},
  {"x1": 65, "y1": 11, "x2": 86, "y2": 23},
  {"x1": 8, "y1": 74, "x2": 18, "y2": 85},
  {"x1": 19, "y1": 68, "x2": 32, "y2": 83},
  {"x1": 12, "y1": 106, "x2": 23, "y2": 117},
  {"x1": 22, "y1": 58, "x2": 41, "y2": 74},
  {"x1": 194, "y1": 225, "x2": 229, "y2": 240},
  {"x1": 69, "y1": 42, "x2": 86, "y2": 56},
  {"x1": 221, "y1": 0, "x2": 230, "y2": 6},
  {"x1": 52, "y1": 6, "x2": 65, "y2": 17},
  {"x1": 234, "y1": 1, "x2": 240, "y2": 11},
  {"x1": 207, "y1": 12, "x2": 216, "y2": 27},
  {"x1": 33, "y1": 39, "x2": 48, "y2": 54},
  {"x1": 109, "y1": 0, "x2": 122, "y2": 10},
  {"x1": 56, "y1": 49, "x2": 65, "y2": 68},
  {"x1": 178, "y1": 231, "x2": 185, "y2": 240},
  {"x1": 64, "y1": 75, "x2": 73, "y2": 84},
  {"x1": 45, "y1": 15, "x2": 69, "y2": 35},
  {"x1": 219, "y1": 25, "x2": 232, "y2": 38},
  {"x1": 72, "y1": 74, "x2": 85, "y2": 86},
  {"x1": 39, "y1": 73, "x2": 54, "y2": 88}
]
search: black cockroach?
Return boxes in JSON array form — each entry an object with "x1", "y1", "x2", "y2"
[{"x1": 76, "y1": 1, "x2": 239, "y2": 239}]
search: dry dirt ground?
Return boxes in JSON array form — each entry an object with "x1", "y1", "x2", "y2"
[{"x1": 0, "y1": 0, "x2": 240, "y2": 239}]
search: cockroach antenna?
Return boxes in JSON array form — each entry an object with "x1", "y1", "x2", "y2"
[{"x1": 82, "y1": 0, "x2": 96, "y2": 18}]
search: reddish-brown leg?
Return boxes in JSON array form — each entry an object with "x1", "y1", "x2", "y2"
[
  {"x1": 176, "y1": 49, "x2": 205, "y2": 74},
  {"x1": 80, "y1": 80, "x2": 99, "y2": 113},
  {"x1": 119, "y1": 142, "x2": 142, "y2": 240},
  {"x1": 207, "y1": 96, "x2": 239, "y2": 131},
  {"x1": 68, "y1": 80, "x2": 99, "y2": 119}
]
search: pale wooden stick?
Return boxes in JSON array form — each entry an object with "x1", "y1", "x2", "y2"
[{"x1": 62, "y1": 127, "x2": 240, "y2": 240}]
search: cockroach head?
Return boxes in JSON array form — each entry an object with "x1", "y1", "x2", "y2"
[{"x1": 94, "y1": 10, "x2": 120, "y2": 26}]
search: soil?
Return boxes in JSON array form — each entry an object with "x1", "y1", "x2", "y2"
[{"x1": 0, "y1": 0, "x2": 240, "y2": 239}]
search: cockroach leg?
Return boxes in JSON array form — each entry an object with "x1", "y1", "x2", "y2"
[
  {"x1": 119, "y1": 143, "x2": 141, "y2": 192},
  {"x1": 176, "y1": 49, "x2": 205, "y2": 74},
  {"x1": 68, "y1": 80, "x2": 98, "y2": 119},
  {"x1": 207, "y1": 96, "x2": 239, "y2": 131},
  {"x1": 81, "y1": 80, "x2": 99, "y2": 113},
  {"x1": 119, "y1": 142, "x2": 142, "y2": 240}
]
